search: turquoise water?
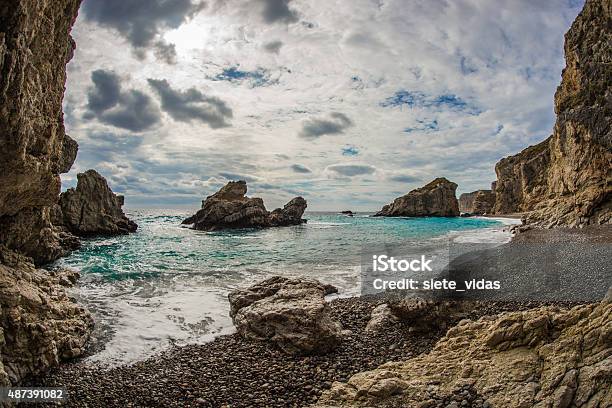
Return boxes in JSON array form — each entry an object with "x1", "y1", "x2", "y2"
[{"x1": 56, "y1": 210, "x2": 510, "y2": 364}]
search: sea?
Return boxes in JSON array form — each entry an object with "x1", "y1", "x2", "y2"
[{"x1": 52, "y1": 210, "x2": 519, "y2": 365}]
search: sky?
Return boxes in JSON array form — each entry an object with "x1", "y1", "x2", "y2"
[{"x1": 62, "y1": 0, "x2": 585, "y2": 211}]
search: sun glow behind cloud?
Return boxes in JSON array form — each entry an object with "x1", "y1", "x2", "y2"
[{"x1": 63, "y1": 0, "x2": 585, "y2": 211}]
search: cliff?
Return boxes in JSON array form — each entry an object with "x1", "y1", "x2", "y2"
[
  {"x1": 459, "y1": 189, "x2": 496, "y2": 215},
  {"x1": 494, "y1": 0, "x2": 611, "y2": 227},
  {"x1": 0, "y1": 0, "x2": 93, "y2": 386},
  {"x1": 183, "y1": 180, "x2": 307, "y2": 231},
  {"x1": 375, "y1": 178, "x2": 460, "y2": 217}
]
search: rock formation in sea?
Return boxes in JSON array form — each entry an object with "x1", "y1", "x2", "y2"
[
  {"x1": 53, "y1": 169, "x2": 138, "y2": 236},
  {"x1": 375, "y1": 178, "x2": 460, "y2": 217},
  {"x1": 316, "y1": 295, "x2": 612, "y2": 407},
  {"x1": 182, "y1": 180, "x2": 307, "y2": 231},
  {"x1": 0, "y1": 0, "x2": 93, "y2": 386},
  {"x1": 459, "y1": 189, "x2": 496, "y2": 215},
  {"x1": 228, "y1": 276, "x2": 343, "y2": 354},
  {"x1": 493, "y1": 0, "x2": 611, "y2": 227}
]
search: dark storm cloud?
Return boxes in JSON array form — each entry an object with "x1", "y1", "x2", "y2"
[
  {"x1": 147, "y1": 79, "x2": 233, "y2": 128},
  {"x1": 260, "y1": 0, "x2": 298, "y2": 23},
  {"x1": 263, "y1": 40, "x2": 283, "y2": 54},
  {"x1": 326, "y1": 164, "x2": 376, "y2": 177},
  {"x1": 86, "y1": 70, "x2": 121, "y2": 113},
  {"x1": 81, "y1": 0, "x2": 204, "y2": 57},
  {"x1": 154, "y1": 41, "x2": 178, "y2": 64},
  {"x1": 85, "y1": 69, "x2": 162, "y2": 132},
  {"x1": 299, "y1": 112, "x2": 353, "y2": 139},
  {"x1": 291, "y1": 164, "x2": 312, "y2": 173}
]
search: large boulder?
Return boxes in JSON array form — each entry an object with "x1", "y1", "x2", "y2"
[
  {"x1": 0, "y1": 245, "x2": 93, "y2": 386},
  {"x1": 493, "y1": 0, "x2": 611, "y2": 227},
  {"x1": 316, "y1": 297, "x2": 612, "y2": 407},
  {"x1": 228, "y1": 276, "x2": 343, "y2": 354},
  {"x1": 55, "y1": 169, "x2": 138, "y2": 236},
  {"x1": 375, "y1": 178, "x2": 460, "y2": 217},
  {"x1": 182, "y1": 181, "x2": 307, "y2": 231}
]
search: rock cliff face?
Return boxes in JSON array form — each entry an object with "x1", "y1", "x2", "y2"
[
  {"x1": 375, "y1": 178, "x2": 459, "y2": 217},
  {"x1": 459, "y1": 190, "x2": 496, "y2": 215},
  {"x1": 228, "y1": 277, "x2": 342, "y2": 355},
  {"x1": 0, "y1": 0, "x2": 82, "y2": 265},
  {"x1": 182, "y1": 181, "x2": 307, "y2": 231},
  {"x1": 0, "y1": 0, "x2": 93, "y2": 386},
  {"x1": 494, "y1": 0, "x2": 611, "y2": 227},
  {"x1": 54, "y1": 169, "x2": 138, "y2": 236},
  {"x1": 316, "y1": 297, "x2": 612, "y2": 407}
]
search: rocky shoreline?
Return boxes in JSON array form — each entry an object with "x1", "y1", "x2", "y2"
[{"x1": 29, "y1": 295, "x2": 587, "y2": 408}]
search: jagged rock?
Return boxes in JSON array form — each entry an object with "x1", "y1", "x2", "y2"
[
  {"x1": 375, "y1": 178, "x2": 460, "y2": 217},
  {"x1": 364, "y1": 304, "x2": 399, "y2": 332},
  {"x1": 182, "y1": 181, "x2": 307, "y2": 231},
  {"x1": 0, "y1": 0, "x2": 82, "y2": 264},
  {"x1": 316, "y1": 297, "x2": 612, "y2": 407},
  {"x1": 55, "y1": 169, "x2": 138, "y2": 236},
  {"x1": 0, "y1": 245, "x2": 93, "y2": 386},
  {"x1": 494, "y1": 0, "x2": 611, "y2": 227},
  {"x1": 228, "y1": 276, "x2": 342, "y2": 354},
  {"x1": 460, "y1": 190, "x2": 496, "y2": 215}
]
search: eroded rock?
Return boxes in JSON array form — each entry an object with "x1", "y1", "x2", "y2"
[
  {"x1": 183, "y1": 181, "x2": 307, "y2": 231},
  {"x1": 375, "y1": 178, "x2": 460, "y2": 217},
  {"x1": 316, "y1": 298, "x2": 612, "y2": 407},
  {"x1": 460, "y1": 190, "x2": 496, "y2": 215},
  {"x1": 0, "y1": 246, "x2": 93, "y2": 386},
  {"x1": 228, "y1": 276, "x2": 342, "y2": 354},
  {"x1": 55, "y1": 169, "x2": 138, "y2": 236}
]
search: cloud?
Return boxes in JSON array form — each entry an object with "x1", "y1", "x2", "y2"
[
  {"x1": 147, "y1": 79, "x2": 233, "y2": 128},
  {"x1": 299, "y1": 112, "x2": 353, "y2": 139},
  {"x1": 388, "y1": 174, "x2": 421, "y2": 183},
  {"x1": 291, "y1": 164, "x2": 312, "y2": 173},
  {"x1": 263, "y1": 40, "x2": 283, "y2": 53},
  {"x1": 260, "y1": 0, "x2": 298, "y2": 24},
  {"x1": 218, "y1": 172, "x2": 260, "y2": 183},
  {"x1": 85, "y1": 69, "x2": 161, "y2": 131},
  {"x1": 81, "y1": 0, "x2": 204, "y2": 59},
  {"x1": 153, "y1": 41, "x2": 177, "y2": 64},
  {"x1": 326, "y1": 163, "x2": 376, "y2": 177}
]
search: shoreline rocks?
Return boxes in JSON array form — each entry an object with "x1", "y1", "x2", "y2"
[
  {"x1": 53, "y1": 169, "x2": 138, "y2": 236},
  {"x1": 182, "y1": 181, "x2": 307, "y2": 231},
  {"x1": 375, "y1": 178, "x2": 460, "y2": 217},
  {"x1": 228, "y1": 276, "x2": 343, "y2": 354}
]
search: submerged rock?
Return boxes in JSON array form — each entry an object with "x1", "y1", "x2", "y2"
[
  {"x1": 375, "y1": 178, "x2": 460, "y2": 217},
  {"x1": 55, "y1": 169, "x2": 138, "y2": 236},
  {"x1": 0, "y1": 246, "x2": 93, "y2": 386},
  {"x1": 228, "y1": 276, "x2": 342, "y2": 354},
  {"x1": 316, "y1": 295, "x2": 612, "y2": 407},
  {"x1": 493, "y1": 0, "x2": 611, "y2": 227},
  {"x1": 183, "y1": 180, "x2": 307, "y2": 231}
]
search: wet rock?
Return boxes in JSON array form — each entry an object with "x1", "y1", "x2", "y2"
[
  {"x1": 183, "y1": 181, "x2": 306, "y2": 231},
  {"x1": 0, "y1": 245, "x2": 93, "y2": 386},
  {"x1": 375, "y1": 178, "x2": 460, "y2": 217},
  {"x1": 228, "y1": 276, "x2": 342, "y2": 354},
  {"x1": 55, "y1": 169, "x2": 138, "y2": 236}
]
